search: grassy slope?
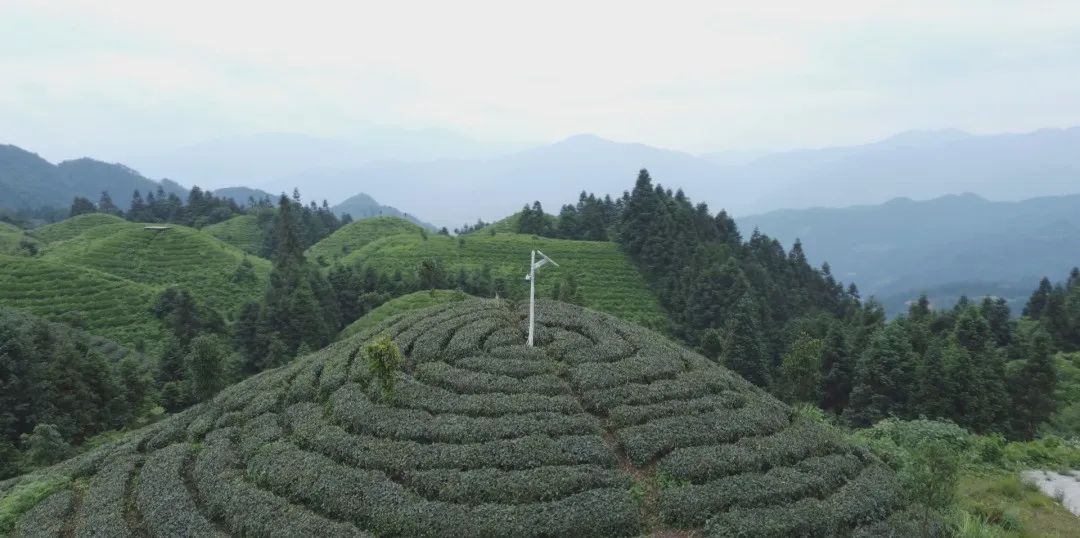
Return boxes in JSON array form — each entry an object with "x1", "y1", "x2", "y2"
[
  {"x1": 957, "y1": 472, "x2": 1079, "y2": 537},
  {"x1": 0, "y1": 222, "x2": 37, "y2": 255},
  {"x1": 0, "y1": 254, "x2": 163, "y2": 348},
  {"x1": 345, "y1": 232, "x2": 667, "y2": 329},
  {"x1": 339, "y1": 289, "x2": 469, "y2": 339},
  {"x1": 306, "y1": 216, "x2": 424, "y2": 266},
  {"x1": 202, "y1": 214, "x2": 263, "y2": 255},
  {"x1": 42, "y1": 224, "x2": 270, "y2": 314}
]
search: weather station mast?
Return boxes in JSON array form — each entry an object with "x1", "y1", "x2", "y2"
[{"x1": 525, "y1": 250, "x2": 558, "y2": 346}]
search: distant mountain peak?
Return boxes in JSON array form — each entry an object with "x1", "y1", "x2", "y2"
[{"x1": 876, "y1": 128, "x2": 973, "y2": 148}]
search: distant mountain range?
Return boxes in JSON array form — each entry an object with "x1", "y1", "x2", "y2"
[
  {"x1": 124, "y1": 126, "x2": 1079, "y2": 228},
  {"x1": 738, "y1": 193, "x2": 1080, "y2": 315},
  {"x1": 0, "y1": 145, "x2": 186, "y2": 210},
  {"x1": 0, "y1": 146, "x2": 428, "y2": 228}
]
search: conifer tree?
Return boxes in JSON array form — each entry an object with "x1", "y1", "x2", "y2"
[
  {"x1": 69, "y1": 196, "x2": 96, "y2": 217},
  {"x1": 819, "y1": 325, "x2": 854, "y2": 412},
  {"x1": 721, "y1": 296, "x2": 771, "y2": 387},
  {"x1": 844, "y1": 324, "x2": 916, "y2": 427},
  {"x1": 780, "y1": 333, "x2": 823, "y2": 403},
  {"x1": 1009, "y1": 329, "x2": 1057, "y2": 439}
]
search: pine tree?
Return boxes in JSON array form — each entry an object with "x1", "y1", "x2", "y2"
[
  {"x1": 1025, "y1": 277, "x2": 1054, "y2": 319},
  {"x1": 819, "y1": 325, "x2": 854, "y2": 412},
  {"x1": 69, "y1": 196, "x2": 96, "y2": 217},
  {"x1": 186, "y1": 334, "x2": 228, "y2": 401},
  {"x1": 97, "y1": 191, "x2": 120, "y2": 215},
  {"x1": 844, "y1": 324, "x2": 916, "y2": 427},
  {"x1": 1009, "y1": 329, "x2": 1057, "y2": 439},
  {"x1": 721, "y1": 296, "x2": 771, "y2": 387},
  {"x1": 258, "y1": 194, "x2": 341, "y2": 356},
  {"x1": 780, "y1": 333, "x2": 823, "y2": 403}
]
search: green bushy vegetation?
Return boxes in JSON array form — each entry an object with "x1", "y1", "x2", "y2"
[
  {"x1": 307, "y1": 216, "x2": 425, "y2": 266},
  {"x1": 0, "y1": 299, "x2": 910, "y2": 535},
  {"x1": 203, "y1": 214, "x2": 264, "y2": 254}
]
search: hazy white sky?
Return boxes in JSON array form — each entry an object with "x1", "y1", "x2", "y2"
[{"x1": 3, "y1": 0, "x2": 1080, "y2": 161}]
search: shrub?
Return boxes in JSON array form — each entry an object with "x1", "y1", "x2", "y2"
[
  {"x1": 415, "y1": 361, "x2": 566, "y2": 396},
  {"x1": 365, "y1": 334, "x2": 403, "y2": 400}
]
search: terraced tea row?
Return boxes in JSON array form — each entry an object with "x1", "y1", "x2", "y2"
[
  {"x1": 346, "y1": 232, "x2": 668, "y2": 328},
  {"x1": 1, "y1": 299, "x2": 906, "y2": 536},
  {"x1": 0, "y1": 254, "x2": 164, "y2": 347}
]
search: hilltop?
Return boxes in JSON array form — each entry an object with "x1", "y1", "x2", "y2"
[
  {"x1": 40, "y1": 220, "x2": 270, "y2": 314},
  {"x1": 307, "y1": 216, "x2": 425, "y2": 266},
  {"x1": 202, "y1": 214, "x2": 264, "y2": 255},
  {"x1": 0, "y1": 299, "x2": 910, "y2": 536},
  {"x1": 0, "y1": 213, "x2": 271, "y2": 349},
  {"x1": 339, "y1": 226, "x2": 667, "y2": 329}
]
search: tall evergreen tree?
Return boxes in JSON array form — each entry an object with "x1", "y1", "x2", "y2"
[
  {"x1": 721, "y1": 296, "x2": 771, "y2": 387},
  {"x1": 819, "y1": 325, "x2": 854, "y2": 412},
  {"x1": 1009, "y1": 329, "x2": 1057, "y2": 439},
  {"x1": 69, "y1": 196, "x2": 96, "y2": 217},
  {"x1": 844, "y1": 323, "x2": 916, "y2": 427}
]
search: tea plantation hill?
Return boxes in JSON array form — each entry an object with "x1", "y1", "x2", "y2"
[
  {"x1": 313, "y1": 217, "x2": 667, "y2": 329},
  {"x1": 0, "y1": 254, "x2": 165, "y2": 348},
  {"x1": 306, "y1": 216, "x2": 426, "y2": 266},
  {"x1": 0, "y1": 299, "x2": 911, "y2": 537},
  {"x1": 203, "y1": 214, "x2": 263, "y2": 255},
  {"x1": 0, "y1": 214, "x2": 271, "y2": 350}
]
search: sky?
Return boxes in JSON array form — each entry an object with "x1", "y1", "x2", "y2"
[{"x1": 3, "y1": 0, "x2": 1080, "y2": 162}]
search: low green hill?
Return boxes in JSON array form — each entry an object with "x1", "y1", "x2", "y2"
[
  {"x1": 203, "y1": 214, "x2": 264, "y2": 255},
  {"x1": 32, "y1": 213, "x2": 131, "y2": 244},
  {"x1": 0, "y1": 299, "x2": 909, "y2": 536},
  {"x1": 339, "y1": 289, "x2": 469, "y2": 339},
  {"x1": 42, "y1": 224, "x2": 270, "y2": 313},
  {"x1": 344, "y1": 232, "x2": 667, "y2": 329},
  {"x1": 0, "y1": 254, "x2": 163, "y2": 348},
  {"x1": 306, "y1": 216, "x2": 424, "y2": 266}
]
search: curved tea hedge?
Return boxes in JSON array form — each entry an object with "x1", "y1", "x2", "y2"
[{"x1": 1, "y1": 299, "x2": 906, "y2": 536}]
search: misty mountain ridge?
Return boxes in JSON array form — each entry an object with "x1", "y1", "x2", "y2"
[
  {"x1": 160, "y1": 125, "x2": 1080, "y2": 228},
  {"x1": 738, "y1": 192, "x2": 1080, "y2": 315},
  {"x1": 0, "y1": 144, "x2": 186, "y2": 211}
]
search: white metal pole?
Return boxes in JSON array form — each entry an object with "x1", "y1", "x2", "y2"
[{"x1": 528, "y1": 250, "x2": 536, "y2": 346}]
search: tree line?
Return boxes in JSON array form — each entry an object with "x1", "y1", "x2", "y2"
[{"x1": 518, "y1": 170, "x2": 1073, "y2": 441}]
